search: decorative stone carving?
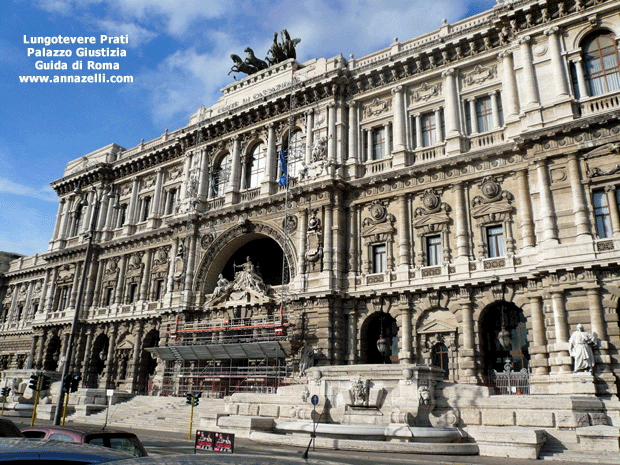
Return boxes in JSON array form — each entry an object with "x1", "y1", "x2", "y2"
[
  {"x1": 363, "y1": 97, "x2": 392, "y2": 119},
  {"x1": 350, "y1": 377, "x2": 369, "y2": 407},
  {"x1": 283, "y1": 215, "x2": 297, "y2": 233},
  {"x1": 299, "y1": 342, "x2": 315, "y2": 376},
  {"x1": 305, "y1": 209, "x2": 323, "y2": 266},
  {"x1": 143, "y1": 174, "x2": 156, "y2": 189},
  {"x1": 463, "y1": 65, "x2": 497, "y2": 87},
  {"x1": 200, "y1": 233, "x2": 214, "y2": 250},
  {"x1": 153, "y1": 247, "x2": 169, "y2": 267},
  {"x1": 167, "y1": 165, "x2": 183, "y2": 181},
  {"x1": 205, "y1": 257, "x2": 275, "y2": 307},
  {"x1": 410, "y1": 82, "x2": 442, "y2": 102}
]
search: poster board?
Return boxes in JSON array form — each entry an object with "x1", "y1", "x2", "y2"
[{"x1": 195, "y1": 430, "x2": 234, "y2": 454}]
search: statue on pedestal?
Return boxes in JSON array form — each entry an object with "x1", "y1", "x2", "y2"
[{"x1": 569, "y1": 324, "x2": 596, "y2": 373}]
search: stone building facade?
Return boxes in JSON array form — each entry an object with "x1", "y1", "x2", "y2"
[{"x1": 1, "y1": 0, "x2": 620, "y2": 400}]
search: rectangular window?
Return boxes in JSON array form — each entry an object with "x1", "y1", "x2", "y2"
[
  {"x1": 426, "y1": 235, "x2": 442, "y2": 266},
  {"x1": 372, "y1": 244, "x2": 387, "y2": 273},
  {"x1": 487, "y1": 225, "x2": 505, "y2": 258},
  {"x1": 371, "y1": 127, "x2": 386, "y2": 160},
  {"x1": 476, "y1": 96, "x2": 493, "y2": 133},
  {"x1": 103, "y1": 287, "x2": 114, "y2": 307},
  {"x1": 421, "y1": 113, "x2": 437, "y2": 147},
  {"x1": 154, "y1": 279, "x2": 165, "y2": 301},
  {"x1": 56, "y1": 287, "x2": 70, "y2": 311},
  {"x1": 71, "y1": 207, "x2": 83, "y2": 237},
  {"x1": 166, "y1": 188, "x2": 177, "y2": 215},
  {"x1": 140, "y1": 196, "x2": 151, "y2": 222},
  {"x1": 117, "y1": 204, "x2": 128, "y2": 228},
  {"x1": 127, "y1": 283, "x2": 138, "y2": 303},
  {"x1": 593, "y1": 190, "x2": 612, "y2": 238}
]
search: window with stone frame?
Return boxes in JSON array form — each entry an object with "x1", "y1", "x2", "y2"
[
  {"x1": 284, "y1": 130, "x2": 305, "y2": 178},
  {"x1": 583, "y1": 31, "x2": 620, "y2": 96},
  {"x1": 54, "y1": 286, "x2": 70, "y2": 311},
  {"x1": 165, "y1": 187, "x2": 178, "y2": 215},
  {"x1": 593, "y1": 190, "x2": 612, "y2": 238},
  {"x1": 102, "y1": 286, "x2": 114, "y2": 307},
  {"x1": 244, "y1": 142, "x2": 266, "y2": 190},
  {"x1": 139, "y1": 196, "x2": 151, "y2": 222},
  {"x1": 71, "y1": 204, "x2": 84, "y2": 237},
  {"x1": 153, "y1": 278, "x2": 165, "y2": 301},
  {"x1": 126, "y1": 282, "x2": 138, "y2": 304},
  {"x1": 213, "y1": 153, "x2": 231, "y2": 197},
  {"x1": 486, "y1": 225, "x2": 505, "y2": 258},
  {"x1": 421, "y1": 112, "x2": 441, "y2": 147},
  {"x1": 426, "y1": 234, "x2": 442, "y2": 266},
  {"x1": 116, "y1": 203, "x2": 128, "y2": 228},
  {"x1": 371, "y1": 127, "x2": 386, "y2": 160},
  {"x1": 372, "y1": 243, "x2": 387, "y2": 273}
]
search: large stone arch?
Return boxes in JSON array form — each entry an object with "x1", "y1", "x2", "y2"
[{"x1": 194, "y1": 220, "x2": 296, "y2": 296}]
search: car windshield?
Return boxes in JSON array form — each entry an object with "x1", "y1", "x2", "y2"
[{"x1": 86, "y1": 435, "x2": 146, "y2": 457}]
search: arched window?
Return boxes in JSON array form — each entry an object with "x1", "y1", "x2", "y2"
[
  {"x1": 284, "y1": 130, "x2": 305, "y2": 179},
  {"x1": 245, "y1": 143, "x2": 266, "y2": 190},
  {"x1": 213, "y1": 153, "x2": 231, "y2": 198},
  {"x1": 583, "y1": 32, "x2": 620, "y2": 96}
]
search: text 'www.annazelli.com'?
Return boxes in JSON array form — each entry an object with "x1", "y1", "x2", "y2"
[{"x1": 19, "y1": 74, "x2": 134, "y2": 83}]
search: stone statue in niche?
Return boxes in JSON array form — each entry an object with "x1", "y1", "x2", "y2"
[
  {"x1": 299, "y1": 342, "x2": 315, "y2": 376},
  {"x1": 569, "y1": 323, "x2": 597, "y2": 373}
]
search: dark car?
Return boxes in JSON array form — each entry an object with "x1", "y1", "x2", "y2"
[
  {"x1": 21, "y1": 426, "x2": 147, "y2": 457},
  {"x1": 0, "y1": 419, "x2": 23, "y2": 438},
  {"x1": 0, "y1": 437, "x2": 133, "y2": 463}
]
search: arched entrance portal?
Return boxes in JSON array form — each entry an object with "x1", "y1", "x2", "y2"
[
  {"x1": 360, "y1": 312, "x2": 398, "y2": 364},
  {"x1": 136, "y1": 330, "x2": 159, "y2": 395},
  {"x1": 43, "y1": 335, "x2": 61, "y2": 372},
  {"x1": 480, "y1": 301, "x2": 530, "y2": 375},
  {"x1": 86, "y1": 334, "x2": 109, "y2": 388},
  {"x1": 220, "y1": 238, "x2": 288, "y2": 286}
]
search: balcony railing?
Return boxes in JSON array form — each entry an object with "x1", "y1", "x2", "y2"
[
  {"x1": 415, "y1": 143, "x2": 445, "y2": 163},
  {"x1": 240, "y1": 187, "x2": 260, "y2": 202},
  {"x1": 363, "y1": 157, "x2": 393, "y2": 175},
  {"x1": 466, "y1": 128, "x2": 506, "y2": 151},
  {"x1": 580, "y1": 91, "x2": 620, "y2": 117}
]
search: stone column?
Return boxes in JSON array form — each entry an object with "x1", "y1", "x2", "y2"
[
  {"x1": 44, "y1": 267, "x2": 58, "y2": 315},
  {"x1": 114, "y1": 255, "x2": 127, "y2": 304},
  {"x1": 529, "y1": 296, "x2": 549, "y2": 374},
  {"x1": 196, "y1": 149, "x2": 209, "y2": 203},
  {"x1": 399, "y1": 301, "x2": 412, "y2": 364},
  {"x1": 129, "y1": 321, "x2": 144, "y2": 393},
  {"x1": 499, "y1": 51, "x2": 520, "y2": 120},
  {"x1": 261, "y1": 124, "x2": 276, "y2": 194},
  {"x1": 460, "y1": 299, "x2": 476, "y2": 378},
  {"x1": 57, "y1": 199, "x2": 71, "y2": 241},
  {"x1": 491, "y1": 91, "x2": 502, "y2": 129},
  {"x1": 454, "y1": 182, "x2": 470, "y2": 260},
  {"x1": 398, "y1": 195, "x2": 411, "y2": 269},
  {"x1": 51, "y1": 199, "x2": 65, "y2": 242},
  {"x1": 327, "y1": 103, "x2": 337, "y2": 171},
  {"x1": 226, "y1": 136, "x2": 241, "y2": 202},
  {"x1": 82, "y1": 191, "x2": 95, "y2": 236},
  {"x1": 179, "y1": 153, "x2": 193, "y2": 201},
  {"x1": 91, "y1": 261, "x2": 105, "y2": 309},
  {"x1": 468, "y1": 99, "x2": 478, "y2": 134},
  {"x1": 442, "y1": 68, "x2": 460, "y2": 138},
  {"x1": 140, "y1": 249, "x2": 153, "y2": 301},
  {"x1": 166, "y1": 240, "x2": 178, "y2": 295},
  {"x1": 127, "y1": 177, "x2": 140, "y2": 225},
  {"x1": 35, "y1": 332, "x2": 46, "y2": 370},
  {"x1": 391, "y1": 86, "x2": 406, "y2": 153},
  {"x1": 68, "y1": 262, "x2": 82, "y2": 309},
  {"x1": 384, "y1": 123, "x2": 391, "y2": 157},
  {"x1": 434, "y1": 108, "x2": 443, "y2": 143},
  {"x1": 572, "y1": 57, "x2": 588, "y2": 99},
  {"x1": 535, "y1": 159, "x2": 558, "y2": 244},
  {"x1": 298, "y1": 209, "x2": 307, "y2": 278},
  {"x1": 103, "y1": 325, "x2": 118, "y2": 389},
  {"x1": 366, "y1": 129, "x2": 372, "y2": 162},
  {"x1": 39, "y1": 268, "x2": 52, "y2": 315},
  {"x1": 517, "y1": 169, "x2": 536, "y2": 248},
  {"x1": 519, "y1": 37, "x2": 540, "y2": 108},
  {"x1": 305, "y1": 112, "x2": 314, "y2": 165},
  {"x1": 83, "y1": 255, "x2": 100, "y2": 311},
  {"x1": 324, "y1": 204, "x2": 333, "y2": 283},
  {"x1": 103, "y1": 194, "x2": 116, "y2": 231},
  {"x1": 350, "y1": 205, "x2": 359, "y2": 274},
  {"x1": 347, "y1": 306, "x2": 358, "y2": 364},
  {"x1": 184, "y1": 231, "x2": 198, "y2": 294},
  {"x1": 545, "y1": 27, "x2": 570, "y2": 100},
  {"x1": 81, "y1": 328, "x2": 94, "y2": 385},
  {"x1": 150, "y1": 168, "x2": 164, "y2": 221},
  {"x1": 551, "y1": 291, "x2": 572, "y2": 373},
  {"x1": 336, "y1": 101, "x2": 347, "y2": 170},
  {"x1": 606, "y1": 186, "x2": 620, "y2": 236},
  {"x1": 566, "y1": 153, "x2": 591, "y2": 239},
  {"x1": 587, "y1": 287, "x2": 607, "y2": 341},
  {"x1": 347, "y1": 103, "x2": 358, "y2": 165}
]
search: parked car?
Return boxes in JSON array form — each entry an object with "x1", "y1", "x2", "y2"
[
  {"x1": 0, "y1": 419, "x2": 23, "y2": 438},
  {"x1": 20, "y1": 426, "x2": 147, "y2": 457},
  {"x1": 0, "y1": 437, "x2": 133, "y2": 462}
]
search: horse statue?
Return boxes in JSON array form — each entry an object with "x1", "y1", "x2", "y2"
[
  {"x1": 228, "y1": 54, "x2": 257, "y2": 76},
  {"x1": 266, "y1": 32, "x2": 287, "y2": 66},
  {"x1": 282, "y1": 29, "x2": 301, "y2": 60},
  {"x1": 244, "y1": 47, "x2": 269, "y2": 71}
]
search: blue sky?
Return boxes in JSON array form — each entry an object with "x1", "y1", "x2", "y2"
[{"x1": 0, "y1": 0, "x2": 496, "y2": 257}]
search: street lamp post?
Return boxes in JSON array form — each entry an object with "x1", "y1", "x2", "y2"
[{"x1": 53, "y1": 182, "x2": 116, "y2": 425}]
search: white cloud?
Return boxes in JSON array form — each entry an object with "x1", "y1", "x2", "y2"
[
  {"x1": 0, "y1": 178, "x2": 57, "y2": 203},
  {"x1": 93, "y1": 19, "x2": 157, "y2": 48}
]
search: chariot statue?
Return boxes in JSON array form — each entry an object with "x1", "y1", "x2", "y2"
[{"x1": 229, "y1": 30, "x2": 301, "y2": 76}]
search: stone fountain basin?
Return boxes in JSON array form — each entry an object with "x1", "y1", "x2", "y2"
[{"x1": 274, "y1": 421, "x2": 468, "y2": 443}]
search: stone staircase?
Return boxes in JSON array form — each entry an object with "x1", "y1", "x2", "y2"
[
  {"x1": 69, "y1": 395, "x2": 227, "y2": 433},
  {"x1": 539, "y1": 429, "x2": 620, "y2": 464}
]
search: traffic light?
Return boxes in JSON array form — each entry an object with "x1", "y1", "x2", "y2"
[
  {"x1": 193, "y1": 392, "x2": 201, "y2": 406},
  {"x1": 40, "y1": 375, "x2": 51, "y2": 391},
  {"x1": 71, "y1": 375, "x2": 81, "y2": 392},
  {"x1": 186, "y1": 392, "x2": 201, "y2": 406},
  {"x1": 62, "y1": 374, "x2": 72, "y2": 393},
  {"x1": 28, "y1": 374, "x2": 40, "y2": 391},
  {"x1": 186, "y1": 393, "x2": 193, "y2": 405},
  {"x1": 1, "y1": 387, "x2": 10, "y2": 397}
]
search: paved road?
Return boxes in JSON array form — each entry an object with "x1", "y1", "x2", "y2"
[{"x1": 12, "y1": 418, "x2": 583, "y2": 465}]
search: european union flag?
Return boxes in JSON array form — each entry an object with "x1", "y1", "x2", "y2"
[{"x1": 278, "y1": 148, "x2": 288, "y2": 187}]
